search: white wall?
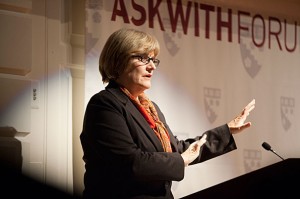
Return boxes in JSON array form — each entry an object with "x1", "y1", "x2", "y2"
[{"x1": 0, "y1": 0, "x2": 81, "y2": 194}]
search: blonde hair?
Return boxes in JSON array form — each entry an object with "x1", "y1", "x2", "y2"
[{"x1": 99, "y1": 28, "x2": 160, "y2": 83}]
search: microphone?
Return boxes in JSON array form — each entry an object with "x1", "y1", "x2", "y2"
[{"x1": 262, "y1": 142, "x2": 285, "y2": 160}]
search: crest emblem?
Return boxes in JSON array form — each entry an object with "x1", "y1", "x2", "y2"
[
  {"x1": 239, "y1": 22, "x2": 264, "y2": 78},
  {"x1": 280, "y1": 96, "x2": 295, "y2": 131},
  {"x1": 204, "y1": 87, "x2": 221, "y2": 123},
  {"x1": 162, "y1": 18, "x2": 182, "y2": 56},
  {"x1": 243, "y1": 149, "x2": 261, "y2": 172}
]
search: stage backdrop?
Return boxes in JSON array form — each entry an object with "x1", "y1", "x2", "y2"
[{"x1": 85, "y1": 0, "x2": 300, "y2": 198}]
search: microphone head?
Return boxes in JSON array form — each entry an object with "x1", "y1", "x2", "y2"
[{"x1": 262, "y1": 142, "x2": 272, "y2": 151}]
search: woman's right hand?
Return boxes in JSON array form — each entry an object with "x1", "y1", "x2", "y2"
[{"x1": 181, "y1": 134, "x2": 207, "y2": 167}]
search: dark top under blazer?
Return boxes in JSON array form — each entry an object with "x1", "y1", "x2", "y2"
[{"x1": 80, "y1": 81, "x2": 237, "y2": 199}]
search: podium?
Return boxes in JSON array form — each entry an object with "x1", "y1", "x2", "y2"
[{"x1": 181, "y1": 158, "x2": 300, "y2": 199}]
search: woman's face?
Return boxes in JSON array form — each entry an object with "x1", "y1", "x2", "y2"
[{"x1": 116, "y1": 51, "x2": 157, "y2": 98}]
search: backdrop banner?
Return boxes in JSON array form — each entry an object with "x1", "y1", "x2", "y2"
[{"x1": 85, "y1": 0, "x2": 300, "y2": 198}]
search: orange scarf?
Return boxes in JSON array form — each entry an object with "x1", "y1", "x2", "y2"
[{"x1": 121, "y1": 87, "x2": 172, "y2": 152}]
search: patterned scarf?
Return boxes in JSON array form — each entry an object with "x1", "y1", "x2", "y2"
[{"x1": 120, "y1": 87, "x2": 172, "y2": 152}]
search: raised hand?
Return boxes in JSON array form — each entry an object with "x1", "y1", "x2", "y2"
[{"x1": 227, "y1": 99, "x2": 255, "y2": 134}]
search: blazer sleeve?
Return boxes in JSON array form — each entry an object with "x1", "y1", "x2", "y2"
[{"x1": 153, "y1": 102, "x2": 237, "y2": 165}]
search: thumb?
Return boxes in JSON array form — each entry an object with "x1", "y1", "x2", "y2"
[{"x1": 198, "y1": 134, "x2": 207, "y2": 146}]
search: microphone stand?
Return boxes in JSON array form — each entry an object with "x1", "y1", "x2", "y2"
[{"x1": 269, "y1": 149, "x2": 285, "y2": 161}]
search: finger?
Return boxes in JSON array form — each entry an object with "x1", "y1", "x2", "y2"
[
  {"x1": 198, "y1": 134, "x2": 207, "y2": 146},
  {"x1": 247, "y1": 99, "x2": 255, "y2": 107},
  {"x1": 243, "y1": 122, "x2": 251, "y2": 127},
  {"x1": 200, "y1": 134, "x2": 207, "y2": 141},
  {"x1": 239, "y1": 122, "x2": 252, "y2": 131},
  {"x1": 247, "y1": 104, "x2": 255, "y2": 112},
  {"x1": 243, "y1": 105, "x2": 255, "y2": 117},
  {"x1": 245, "y1": 99, "x2": 255, "y2": 112}
]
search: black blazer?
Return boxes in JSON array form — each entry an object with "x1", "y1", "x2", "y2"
[{"x1": 80, "y1": 81, "x2": 237, "y2": 199}]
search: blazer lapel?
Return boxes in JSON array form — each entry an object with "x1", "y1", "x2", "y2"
[{"x1": 106, "y1": 84, "x2": 164, "y2": 152}]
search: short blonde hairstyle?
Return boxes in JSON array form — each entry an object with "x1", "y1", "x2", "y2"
[{"x1": 99, "y1": 28, "x2": 160, "y2": 83}]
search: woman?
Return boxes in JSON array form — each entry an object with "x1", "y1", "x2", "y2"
[{"x1": 80, "y1": 28, "x2": 255, "y2": 199}]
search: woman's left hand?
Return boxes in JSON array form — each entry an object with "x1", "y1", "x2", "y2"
[{"x1": 227, "y1": 99, "x2": 255, "y2": 134}]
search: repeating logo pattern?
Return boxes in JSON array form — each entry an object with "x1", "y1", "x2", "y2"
[
  {"x1": 243, "y1": 149, "x2": 262, "y2": 172},
  {"x1": 239, "y1": 41, "x2": 262, "y2": 78},
  {"x1": 162, "y1": 18, "x2": 182, "y2": 56},
  {"x1": 280, "y1": 96, "x2": 295, "y2": 131},
  {"x1": 85, "y1": 0, "x2": 103, "y2": 54},
  {"x1": 239, "y1": 22, "x2": 264, "y2": 79},
  {"x1": 204, "y1": 87, "x2": 221, "y2": 123}
]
